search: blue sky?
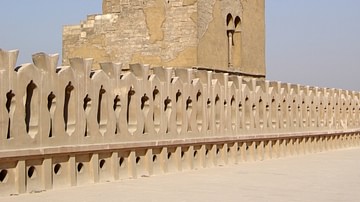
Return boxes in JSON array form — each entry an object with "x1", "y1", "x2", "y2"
[
  {"x1": 267, "y1": 0, "x2": 360, "y2": 91},
  {"x1": 0, "y1": 0, "x2": 359, "y2": 91}
]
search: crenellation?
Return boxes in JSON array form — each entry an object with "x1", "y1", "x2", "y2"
[{"x1": 1, "y1": 0, "x2": 360, "y2": 197}]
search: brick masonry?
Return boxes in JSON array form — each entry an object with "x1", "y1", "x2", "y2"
[{"x1": 62, "y1": 0, "x2": 265, "y2": 76}]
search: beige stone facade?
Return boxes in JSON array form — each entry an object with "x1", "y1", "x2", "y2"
[{"x1": 63, "y1": 0, "x2": 265, "y2": 76}]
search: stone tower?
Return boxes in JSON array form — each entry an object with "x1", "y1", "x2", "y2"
[{"x1": 63, "y1": 0, "x2": 265, "y2": 77}]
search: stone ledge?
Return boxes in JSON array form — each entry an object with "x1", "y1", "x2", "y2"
[
  {"x1": 1, "y1": 129, "x2": 359, "y2": 160},
  {"x1": 195, "y1": 66, "x2": 266, "y2": 78}
]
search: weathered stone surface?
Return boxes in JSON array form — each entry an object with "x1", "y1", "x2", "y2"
[{"x1": 63, "y1": 0, "x2": 265, "y2": 76}]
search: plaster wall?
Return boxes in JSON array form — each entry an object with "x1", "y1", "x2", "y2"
[
  {"x1": 63, "y1": 0, "x2": 265, "y2": 76},
  {"x1": 63, "y1": 0, "x2": 197, "y2": 69},
  {"x1": 240, "y1": 0, "x2": 266, "y2": 76}
]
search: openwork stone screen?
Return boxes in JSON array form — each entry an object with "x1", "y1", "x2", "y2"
[{"x1": 0, "y1": 49, "x2": 360, "y2": 195}]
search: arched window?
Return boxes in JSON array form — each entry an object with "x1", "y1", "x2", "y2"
[
  {"x1": 232, "y1": 16, "x2": 243, "y2": 69},
  {"x1": 226, "y1": 14, "x2": 234, "y2": 68},
  {"x1": 226, "y1": 14, "x2": 233, "y2": 27},
  {"x1": 235, "y1": 16, "x2": 241, "y2": 30}
]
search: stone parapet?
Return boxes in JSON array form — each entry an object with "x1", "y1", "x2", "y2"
[{"x1": 0, "y1": 49, "x2": 359, "y2": 195}]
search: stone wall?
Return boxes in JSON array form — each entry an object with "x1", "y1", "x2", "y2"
[
  {"x1": 63, "y1": 0, "x2": 198, "y2": 69},
  {"x1": 0, "y1": 49, "x2": 360, "y2": 195},
  {"x1": 63, "y1": 0, "x2": 265, "y2": 76}
]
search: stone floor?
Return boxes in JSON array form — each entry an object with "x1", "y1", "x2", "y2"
[{"x1": 3, "y1": 148, "x2": 360, "y2": 202}]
